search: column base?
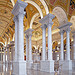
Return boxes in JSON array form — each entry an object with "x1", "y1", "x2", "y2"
[
  {"x1": 72, "y1": 60, "x2": 75, "y2": 70},
  {"x1": 26, "y1": 61, "x2": 33, "y2": 70},
  {"x1": 11, "y1": 61, "x2": 26, "y2": 75},
  {"x1": 59, "y1": 60, "x2": 72, "y2": 71},
  {"x1": 40, "y1": 60, "x2": 54, "y2": 73}
]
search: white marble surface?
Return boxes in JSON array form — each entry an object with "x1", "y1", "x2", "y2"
[
  {"x1": 0, "y1": 63, "x2": 75, "y2": 75},
  {"x1": 40, "y1": 60, "x2": 54, "y2": 73}
]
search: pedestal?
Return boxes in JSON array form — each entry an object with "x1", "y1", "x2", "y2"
[
  {"x1": 59, "y1": 60, "x2": 72, "y2": 71},
  {"x1": 72, "y1": 60, "x2": 75, "y2": 70},
  {"x1": 26, "y1": 61, "x2": 33, "y2": 70},
  {"x1": 12, "y1": 61, "x2": 26, "y2": 75},
  {"x1": 32, "y1": 63, "x2": 40, "y2": 70},
  {"x1": 40, "y1": 60, "x2": 54, "y2": 73}
]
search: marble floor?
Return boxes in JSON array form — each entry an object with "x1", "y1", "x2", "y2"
[{"x1": 0, "y1": 63, "x2": 75, "y2": 75}]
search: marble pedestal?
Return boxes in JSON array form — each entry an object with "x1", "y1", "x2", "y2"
[
  {"x1": 32, "y1": 63, "x2": 40, "y2": 70},
  {"x1": 40, "y1": 60, "x2": 54, "y2": 73},
  {"x1": 26, "y1": 61, "x2": 33, "y2": 70},
  {"x1": 59, "y1": 60, "x2": 72, "y2": 71},
  {"x1": 12, "y1": 61, "x2": 26, "y2": 75},
  {"x1": 72, "y1": 60, "x2": 75, "y2": 70}
]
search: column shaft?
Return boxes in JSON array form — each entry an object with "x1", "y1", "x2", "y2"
[
  {"x1": 25, "y1": 28, "x2": 33, "y2": 62},
  {"x1": 60, "y1": 31, "x2": 64, "y2": 60},
  {"x1": 73, "y1": 35, "x2": 75, "y2": 60},
  {"x1": 41, "y1": 25, "x2": 47, "y2": 61},
  {"x1": 29, "y1": 35, "x2": 32, "y2": 61},
  {"x1": 26, "y1": 35, "x2": 29, "y2": 61},
  {"x1": 14, "y1": 16, "x2": 18, "y2": 61},
  {"x1": 47, "y1": 24, "x2": 52, "y2": 60},
  {"x1": 17, "y1": 13, "x2": 24, "y2": 61},
  {"x1": 66, "y1": 30, "x2": 70, "y2": 60},
  {"x1": 7, "y1": 47, "x2": 10, "y2": 63},
  {"x1": 11, "y1": 46, "x2": 14, "y2": 62},
  {"x1": 4, "y1": 49, "x2": 6, "y2": 64}
]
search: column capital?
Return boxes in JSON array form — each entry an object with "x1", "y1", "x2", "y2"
[
  {"x1": 39, "y1": 13, "x2": 55, "y2": 25},
  {"x1": 25, "y1": 28, "x2": 33, "y2": 37},
  {"x1": 58, "y1": 22, "x2": 72, "y2": 32},
  {"x1": 10, "y1": 41, "x2": 15, "y2": 47},
  {"x1": 41, "y1": 24, "x2": 47, "y2": 29},
  {"x1": 25, "y1": 34, "x2": 29, "y2": 39},
  {"x1": 46, "y1": 22, "x2": 53, "y2": 27},
  {"x1": 12, "y1": 0, "x2": 28, "y2": 17},
  {"x1": 6, "y1": 44, "x2": 10, "y2": 49},
  {"x1": 59, "y1": 30, "x2": 65, "y2": 34},
  {"x1": 13, "y1": 16, "x2": 18, "y2": 22},
  {"x1": 65, "y1": 28, "x2": 71, "y2": 32},
  {"x1": 3, "y1": 47, "x2": 6, "y2": 51}
]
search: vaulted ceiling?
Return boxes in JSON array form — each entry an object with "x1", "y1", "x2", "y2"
[{"x1": 0, "y1": 0, "x2": 75, "y2": 46}]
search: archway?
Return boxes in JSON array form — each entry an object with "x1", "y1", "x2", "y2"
[{"x1": 52, "y1": 6, "x2": 68, "y2": 25}]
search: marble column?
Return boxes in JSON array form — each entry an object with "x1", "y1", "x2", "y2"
[
  {"x1": 25, "y1": 28, "x2": 33, "y2": 62},
  {"x1": 13, "y1": 16, "x2": 18, "y2": 62},
  {"x1": 25, "y1": 28, "x2": 33, "y2": 69},
  {"x1": 66, "y1": 28, "x2": 71, "y2": 60},
  {"x1": 12, "y1": 1, "x2": 27, "y2": 62},
  {"x1": 72, "y1": 32, "x2": 75, "y2": 60},
  {"x1": 3, "y1": 47, "x2": 6, "y2": 74},
  {"x1": 7, "y1": 44, "x2": 10, "y2": 63},
  {"x1": 10, "y1": 41, "x2": 15, "y2": 71},
  {"x1": 41, "y1": 24, "x2": 47, "y2": 61},
  {"x1": 25, "y1": 35, "x2": 29, "y2": 61},
  {"x1": 39, "y1": 14, "x2": 55, "y2": 73},
  {"x1": 60, "y1": 30, "x2": 64, "y2": 60},
  {"x1": 10, "y1": 41, "x2": 15, "y2": 62},
  {"x1": 1, "y1": 48, "x2": 2, "y2": 64},
  {"x1": 12, "y1": 0, "x2": 28, "y2": 75},
  {"x1": 4, "y1": 47, "x2": 6, "y2": 64},
  {"x1": 58, "y1": 22, "x2": 72, "y2": 71},
  {"x1": 47, "y1": 23, "x2": 53, "y2": 60},
  {"x1": 6, "y1": 44, "x2": 10, "y2": 73},
  {"x1": 72, "y1": 31, "x2": 75, "y2": 70},
  {"x1": 29, "y1": 34, "x2": 32, "y2": 61}
]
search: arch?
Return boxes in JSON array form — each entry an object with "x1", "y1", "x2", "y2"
[
  {"x1": 70, "y1": 16, "x2": 75, "y2": 31},
  {"x1": 11, "y1": 0, "x2": 15, "y2": 7},
  {"x1": 11, "y1": 0, "x2": 43, "y2": 18},
  {"x1": 40, "y1": 0, "x2": 49, "y2": 14},
  {"x1": 32, "y1": 45, "x2": 36, "y2": 49},
  {"x1": 30, "y1": 13, "x2": 39, "y2": 29},
  {"x1": 24, "y1": 1, "x2": 43, "y2": 18},
  {"x1": 52, "y1": 6, "x2": 68, "y2": 25},
  {"x1": 0, "y1": 42, "x2": 5, "y2": 46}
]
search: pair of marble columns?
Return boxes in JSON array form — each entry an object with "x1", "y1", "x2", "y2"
[
  {"x1": 25, "y1": 28, "x2": 33, "y2": 62},
  {"x1": 40, "y1": 14, "x2": 55, "y2": 61},
  {"x1": 59, "y1": 22, "x2": 72, "y2": 61}
]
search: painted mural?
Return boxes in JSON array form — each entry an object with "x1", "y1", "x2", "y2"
[
  {"x1": 50, "y1": 0, "x2": 57, "y2": 5},
  {"x1": 69, "y1": 0, "x2": 75, "y2": 15},
  {"x1": 70, "y1": 0, "x2": 75, "y2": 9}
]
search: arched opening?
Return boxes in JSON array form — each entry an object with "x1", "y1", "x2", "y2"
[
  {"x1": 52, "y1": 6, "x2": 68, "y2": 25},
  {"x1": 30, "y1": 13, "x2": 39, "y2": 29}
]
